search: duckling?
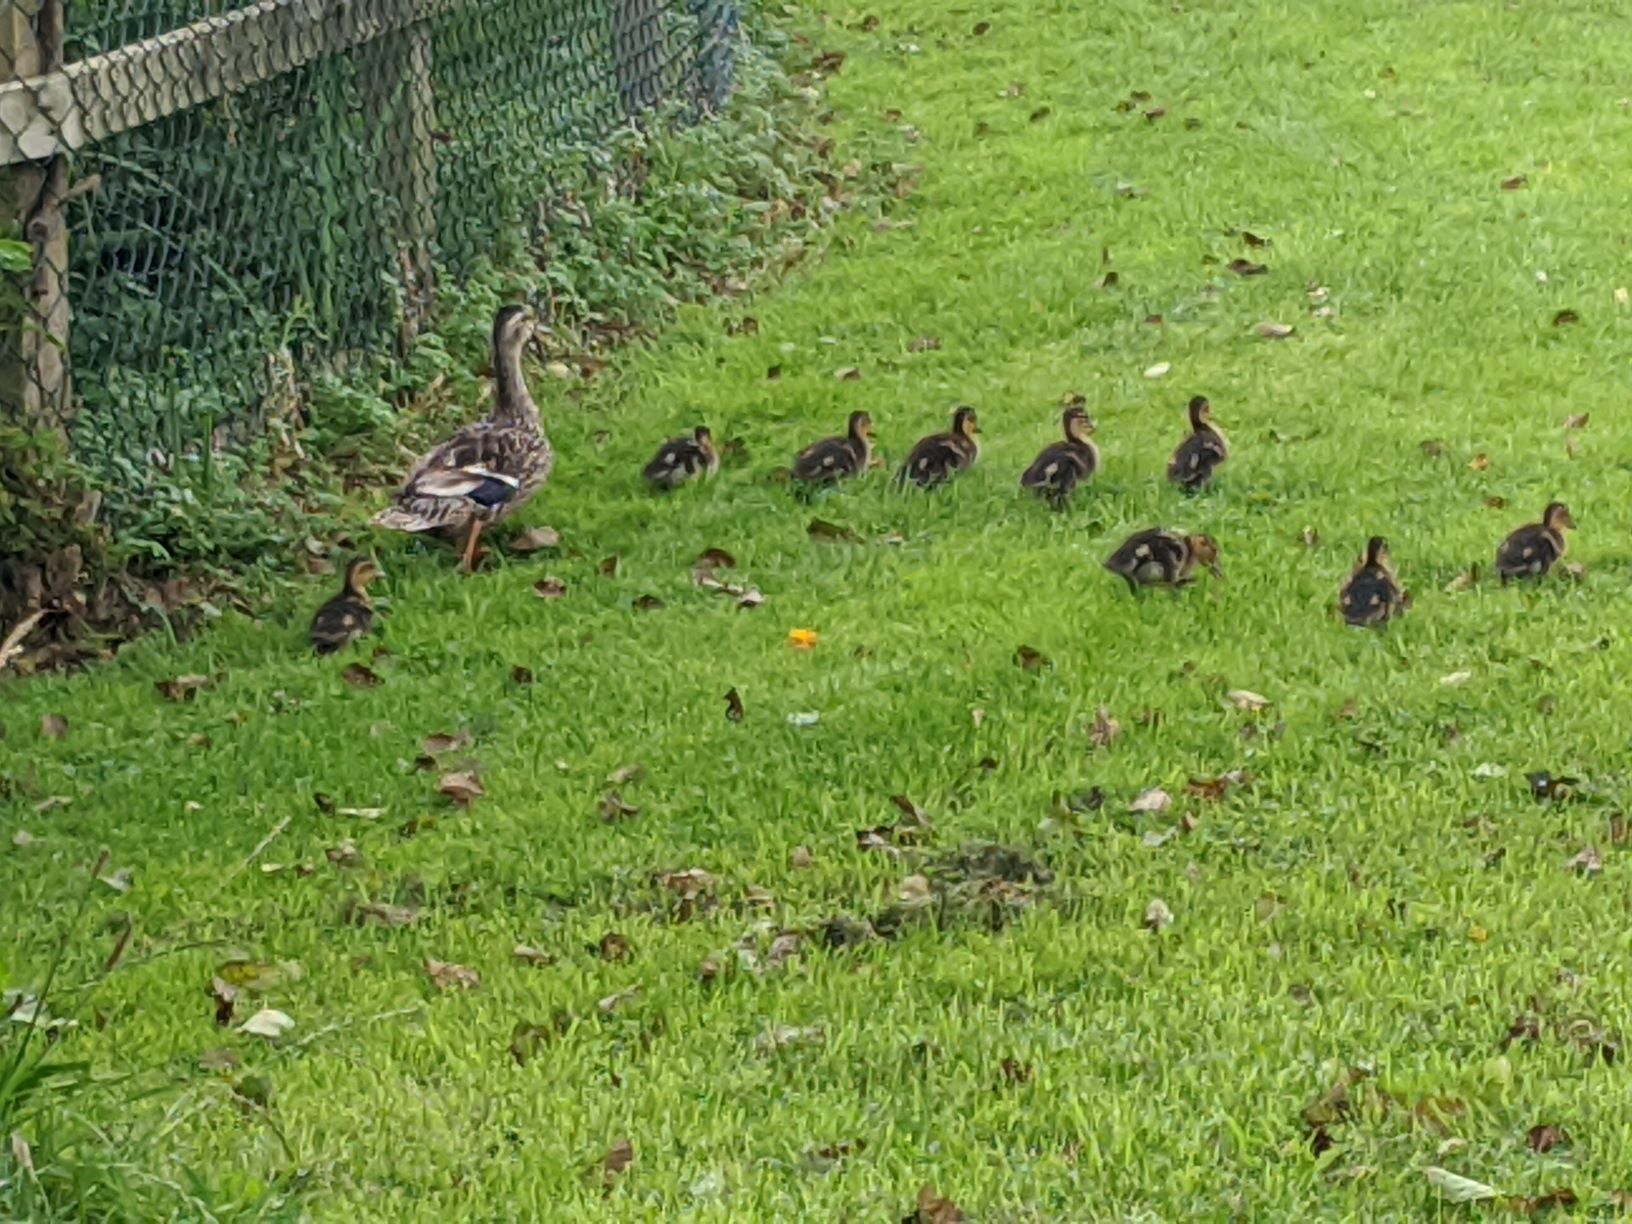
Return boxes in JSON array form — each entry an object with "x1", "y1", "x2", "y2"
[
  {"x1": 643, "y1": 426, "x2": 719, "y2": 490},
  {"x1": 1167, "y1": 395, "x2": 1229, "y2": 491},
  {"x1": 897, "y1": 406, "x2": 980, "y2": 489},
  {"x1": 1339, "y1": 536, "x2": 1408, "y2": 626},
  {"x1": 310, "y1": 557, "x2": 381, "y2": 654},
  {"x1": 1104, "y1": 528, "x2": 1223, "y2": 593},
  {"x1": 1495, "y1": 501, "x2": 1576, "y2": 583},
  {"x1": 374, "y1": 304, "x2": 552, "y2": 573},
  {"x1": 1020, "y1": 405, "x2": 1099, "y2": 506},
  {"x1": 792, "y1": 411, "x2": 874, "y2": 485}
]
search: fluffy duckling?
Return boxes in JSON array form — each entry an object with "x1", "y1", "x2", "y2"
[
  {"x1": 1339, "y1": 536, "x2": 1408, "y2": 626},
  {"x1": 643, "y1": 426, "x2": 719, "y2": 490},
  {"x1": 373, "y1": 304, "x2": 552, "y2": 573},
  {"x1": 1167, "y1": 395, "x2": 1228, "y2": 491},
  {"x1": 1104, "y1": 528, "x2": 1222, "y2": 594},
  {"x1": 897, "y1": 406, "x2": 980, "y2": 489},
  {"x1": 1020, "y1": 405, "x2": 1099, "y2": 506},
  {"x1": 793, "y1": 411, "x2": 874, "y2": 485},
  {"x1": 1495, "y1": 501, "x2": 1575, "y2": 583},
  {"x1": 309, "y1": 557, "x2": 381, "y2": 654}
]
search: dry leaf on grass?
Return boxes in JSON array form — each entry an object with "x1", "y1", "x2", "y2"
[
  {"x1": 1129, "y1": 788, "x2": 1172, "y2": 814},
  {"x1": 1226, "y1": 689, "x2": 1270, "y2": 712},
  {"x1": 1227, "y1": 258, "x2": 1268, "y2": 276},
  {"x1": 532, "y1": 577, "x2": 567, "y2": 600},
  {"x1": 599, "y1": 792, "x2": 640, "y2": 822},
  {"x1": 438, "y1": 771, "x2": 484, "y2": 808},
  {"x1": 155, "y1": 674, "x2": 212, "y2": 702},
  {"x1": 237, "y1": 1008, "x2": 295, "y2": 1040},
  {"x1": 513, "y1": 944, "x2": 552, "y2": 966},
  {"x1": 1143, "y1": 362, "x2": 1171, "y2": 379},
  {"x1": 724, "y1": 687, "x2": 744, "y2": 722},
  {"x1": 1144, "y1": 897, "x2": 1174, "y2": 931},
  {"x1": 508, "y1": 526, "x2": 561, "y2": 553},
  {"x1": 341, "y1": 663, "x2": 382, "y2": 689},
  {"x1": 424, "y1": 959, "x2": 480, "y2": 991},
  {"x1": 1256, "y1": 321, "x2": 1295, "y2": 339},
  {"x1": 1089, "y1": 705, "x2": 1121, "y2": 750},
  {"x1": 1423, "y1": 1166, "x2": 1498, "y2": 1203},
  {"x1": 597, "y1": 1138, "x2": 634, "y2": 1187},
  {"x1": 787, "y1": 628, "x2": 819, "y2": 650},
  {"x1": 422, "y1": 729, "x2": 474, "y2": 756},
  {"x1": 908, "y1": 1184, "x2": 966, "y2": 1223}
]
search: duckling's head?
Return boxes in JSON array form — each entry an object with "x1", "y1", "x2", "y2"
[
  {"x1": 952, "y1": 406, "x2": 980, "y2": 438},
  {"x1": 1364, "y1": 536, "x2": 1390, "y2": 568},
  {"x1": 344, "y1": 555, "x2": 382, "y2": 595},
  {"x1": 848, "y1": 410, "x2": 874, "y2": 440},
  {"x1": 1187, "y1": 533, "x2": 1224, "y2": 578},
  {"x1": 1063, "y1": 405, "x2": 1095, "y2": 440},
  {"x1": 1187, "y1": 395, "x2": 1213, "y2": 430},
  {"x1": 694, "y1": 425, "x2": 715, "y2": 449},
  {"x1": 493, "y1": 303, "x2": 538, "y2": 355},
  {"x1": 1544, "y1": 501, "x2": 1576, "y2": 532}
]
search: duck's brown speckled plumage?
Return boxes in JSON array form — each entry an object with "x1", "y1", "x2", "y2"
[
  {"x1": 1167, "y1": 395, "x2": 1229, "y2": 491},
  {"x1": 1496, "y1": 501, "x2": 1575, "y2": 583},
  {"x1": 644, "y1": 426, "x2": 719, "y2": 489},
  {"x1": 1339, "y1": 536, "x2": 1408, "y2": 626},
  {"x1": 793, "y1": 411, "x2": 874, "y2": 485},
  {"x1": 374, "y1": 305, "x2": 552, "y2": 571},
  {"x1": 310, "y1": 557, "x2": 380, "y2": 654},
  {"x1": 1020, "y1": 406, "x2": 1099, "y2": 506},
  {"x1": 897, "y1": 407, "x2": 980, "y2": 488},
  {"x1": 1104, "y1": 528, "x2": 1222, "y2": 593}
]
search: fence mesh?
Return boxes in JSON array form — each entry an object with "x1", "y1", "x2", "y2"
[{"x1": 0, "y1": 0, "x2": 736, "y2": 478}]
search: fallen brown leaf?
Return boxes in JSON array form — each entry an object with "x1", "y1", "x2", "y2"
[
  {"x1": 1526, "y1": 1124, "x2": 1568, "y2": 1153},
  {"x1": 424, "y1": 959, "x2": 480, "y2": 991},
  {"x1": 1014, "y1": 644, "x2": 1051, "y2": 672},
  {"x1": 1468, "y1": 453, "x2": 1491, "y2": 471},
  {"x1": 39, "y1": 713, "x2": 68, "y2": 740},
  {"x1": 597, "y1": 1138, "x2": 634, "y2": 1187},
  {"x1": 597, "y1": 986, "x2": 639, "y2": 1015},
  {"x1": 1565, "y1": 845, "x2": 1602, "y2": 875},
  {"x1": 513, "y1": 944, "x2": 552, "y2": 966},
  {"x1": 341, "y1": 663, "x2": 382, "y2": 689},
  {"x1": 1501, "y1": 174, "x2": 1528, "y2": 190},
  {"x1": 509, "y1": 526, "x2": 561, "y2": 554},
  {"x1": 908, "y1": 1184, "x2": 966, "y2": 1223},
  {"x1": 725, "y1": 687, "x2": 744, "y2": 722},
  {"x1": 1144, "y1": 897, "x2": 1174, "y2": 931},
  {"x1": 1552, "y1": 309, "x2": 1579, "y2": 327},
  {"x1": 834, "y1": 366, "x2": 862, "y2": 381},
  {"x1": 1243, "y1": 230, "x2": 1270, "y2": 247},
  {"x1": 1130, "y1": 787, "x2": 1172, "y2": 814},
  {"x1": 908, "y1": 335, "x2": 942, "y2": 352},
  {"x1": 510, "y1": 665, "x2": 534, "y2": 685},
  {"x1": 155, "y1": 674, "x2": 212, "y2": 702},
  {"x1": 532, "y1": 577, "x2": 567, "y2": 600},
  {"x1": 660, "y1": 868, "x2": 716, "y2": 900},
  {"x1": 1256, "y1": 321, "x2": 1295, "y2": 339},
  {"x1": 437, "y1": 771, "x2": 485, "y2": 808},
  {"x1": 599, "y1": 791, "x2": 640, "y2": 822},
  {"x1": 808, "y1": 518, "x2": 861, "y2": 543},
  {"x1": 598, "y1": 932, "x2": 632, "y2": 962},
  {"x1": 1227, "y1": 258, "x2": 1268, "y2": 276},
  {"x1": 632, "y1": 594, "x2": 665, "y2": 612},
  {"x1": 348, "y1": 900, "x2": 418, "y2": 927},
  {"x1": 422, "y1": 729, "x2": 474, "y2": 756},
  {"x1": 209, "y1": 976, "x2": 238, "y2": 1027},
  {"x1": 1088, "y1": 705, "x2": 1121, "y2": 750}
]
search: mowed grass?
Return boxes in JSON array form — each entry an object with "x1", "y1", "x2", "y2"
[{"x1": 9, "y1": 0, "x2": 1632, "y2": 1215}]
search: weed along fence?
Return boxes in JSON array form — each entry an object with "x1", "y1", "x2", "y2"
[{"x1": 0, "y1": 0, "x2": 736, "y2": 477}]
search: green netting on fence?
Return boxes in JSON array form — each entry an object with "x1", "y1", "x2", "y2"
[{"x1": 0, "y1": 0, "x2": 737, "y2": 478}]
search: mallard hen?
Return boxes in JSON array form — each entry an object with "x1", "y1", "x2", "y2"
[
  {"x1": 1167, "y1": 395, "x2": 1228, "y2": 491},
  {"x1": 1495, "y1": 501, "x2": 1575, "y2": 583},
  {"x1": 643, "y1": 426, "x2": 719, "y2": 489},
  {"x1": 793, "y1": 411, "x2": 874, "y2": 485},
  {"x1": 1339, "y1": 536, "x2": 1408, "y2": 626},
  {"x1": 310, "y1": 556, "x2": 381, "y2": 653},
  {"x1": 897, "y1": 406, "x2": 980, "y2": 489},
  {"x1": 1104, "y1": 528, "x2": 1222, "y2": 593},
  {"x1": 373, "y1": 305, "x2": 552, "y2": 572},
  {"x1": 1020, "y1": 404, "x2": 1098, "y2": 506}
]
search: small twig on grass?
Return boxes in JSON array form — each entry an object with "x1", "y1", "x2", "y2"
[
  {"x1": 279, "y1": 1006, "x2": 423, "y2": 1055},
  {"x1": 212, "y1": 811, "x2": 292, "y2": 897}
]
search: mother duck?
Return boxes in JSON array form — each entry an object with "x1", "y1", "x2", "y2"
[{"x1": 373, "y1": 304, "x2": 553, "y2": 572}]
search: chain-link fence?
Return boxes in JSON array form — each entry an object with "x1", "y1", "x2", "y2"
[{"x1": 0, "y1": 0, "x2": 736, "y2": 478}]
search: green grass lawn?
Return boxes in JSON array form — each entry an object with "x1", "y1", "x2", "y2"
[{"x1": 9, "y1": 0, "x2": 1632, "y2": 1216}]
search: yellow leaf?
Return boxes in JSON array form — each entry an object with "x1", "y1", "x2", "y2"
[{"x1": 787, "y1": 628, "x2": 819, "y2": 650}]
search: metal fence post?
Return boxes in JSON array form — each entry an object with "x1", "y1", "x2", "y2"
[
  {"x1": 0, "y1": 0, "x2": 70, "y2": 433},
  {"x1": 612, "y1": 0, "x2": 663, "y2": 116},
  {"x1": 690, "y1": 0, "x2": 736, "y2": 114},
  {"x1": 357, "y1": 14, "x2": 438, "y2": 352}
]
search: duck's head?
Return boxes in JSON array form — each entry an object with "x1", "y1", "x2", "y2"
[
  {"x1": 1187, "y1": 533, "x2": 1224, "y2": 578},
  {"x1": 1063, "y1": 405, "x2": 1095, "y2": 440},
  {"x1": 1187, "y1": 395, "x2": 1214, "y2": 430},
  {"x1": 1544, "y1": 501, "x2": 1576, "y2": 532},
  {"x1": 952, "y1": 406, "x2": 980, "y2": 439},
  {"x1": 694, "y1": 425, "x2": 716, "y2": 450},
  {"x1": 848, "y1": 410, "x2": 874, "y2": 440},
  {"x1": 344, "y1": 555, "x2": 382, "y2": 596},
  {"x1": 493, "y1": 303, "x2": 539, "y2": 356},
  {"x1": 1364, "y1": 536, "x2": 1391, "y2": 568}
]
